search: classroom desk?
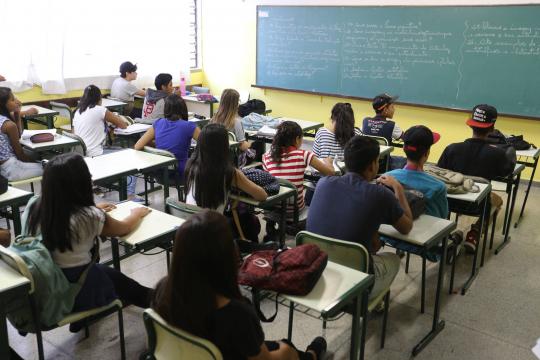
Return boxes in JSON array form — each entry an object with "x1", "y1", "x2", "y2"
[
  {"x1": 379, "y1": 215, "x2": 456, "y2": 356},
  {"x1": 493, "y1": 163, "x2": 525, "y2": 255},
  {"x1": 182, "y1": 95, "x2": 217, "y2": 118},
  {"x1": 101, "y1": 98, "x2": 127, "y2": 114},
  {"x1": 85, "y1": 155, "x2": 137, "y2": 201},
  {"x1": 447, "y1": 182, "x2": 491, "y2": 294},
  {"x1": 0, "y1": 261, "x2": 31, "y2": 360},
  {"x1": 20, "y1": 105, "x2": 59, "y2": 129},
  {"x1": 229, "y1": 186, "x2": 296, "y2": 247},
  {"x1": 20, "y1": 134, "x2": 79, "y2": 154},
  {"x1": 283, "y1": 261, "x2": 373, "y2": 360},
  {"x1": 514, "y1": 147, "x2": 540, "y2": 228},
  {"x1": 106, "y1": 201, "x2": 184, "y2": 270},
  {"x1": 0, "y1": 187, "x2": 33, "y2": 235},
  {"x1": 245, "y1": 117, "x2": 324, "y2": 143}
]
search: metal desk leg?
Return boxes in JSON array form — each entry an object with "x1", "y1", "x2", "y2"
[
  {"x1": 462, "y1": 196, "x2": 488, "y2": 294},
  {"x1": 501, "y1": 180, "x2": 512, "y2": 236},
  {"x1": 110, "y1": 238, "x2": 121, "y2": 271},
  {"x1": 162, "y1": 167, "x2": 169, "y2": 207},
  {"x1": 412, "y1": 236, "x2": 447, "y2": 356},
  {"x1": 279, "y1": 200, "x2": 287, "y2": 248},
  {"x1": 349, "y1": 293, "x2": 361, "y2": 360},
  {"x1": 287, "y1": 301, "x2": 294, "y2": 341},
  {"x1": 0, "y1": 310, "x2": 10, "y2": 360},
  {"x1": 11, "y1": 205, "x2": 22, "y2": 236},
  {"x1": 515, "y1": 157, "x2": 538, "y2": 228},
  {"x1": 119, "y1": 177, "x2": 128, "y2": 201},
  {"x1": 46, "y1": 115, "x2": 54, "y2": 129},
  {"x1": 496, "y1": 174, "x2": 521, "y2": 255}
]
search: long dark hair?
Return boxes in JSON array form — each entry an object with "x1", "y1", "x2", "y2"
[
  {"x1": 164, "y1": 94, "x2": 188, "y2": 121},
  {"x1": 185, "y1": 124, "x2": 235, "y2": 209},
  {"x1": 78, "y1": 85, "x2": 102, "y2": 114},
  {"x1": 27, "y1": 153, "x2": 96, "y2": 252},
  {"x1": 153, "y1": 210, "x2": 242, "y2": 338},
  {"x1": 332, "y1": 103, "x2": 356, "y2": 147},
  {"x1": 0, "y1": 87, "x2": 14, "y2": 120},
  {"x1": 270, "y1": 120, "x2": 303, "y2": 163}
]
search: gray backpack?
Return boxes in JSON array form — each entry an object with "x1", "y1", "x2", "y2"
[{"x1": 424, "y1": 164, "x2": 484, "y2": 194}]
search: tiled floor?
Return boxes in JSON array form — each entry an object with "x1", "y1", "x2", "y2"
[{"x1": 7, "y1": 176, "x2": 540, "y2": 360}]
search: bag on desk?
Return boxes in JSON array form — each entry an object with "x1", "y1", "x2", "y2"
[
  {"x1": 30, "y1": 133, "x2": 54, "y2": 143},
  {"x1": 403, "y1": 187, "x2": 426, "y2": 219},
  {"x1": 238, "y1": 99, "x2": 266, "y2": 117},
  {"x1": 424, "y1": 164, "x2": 481, "y2": 195}
]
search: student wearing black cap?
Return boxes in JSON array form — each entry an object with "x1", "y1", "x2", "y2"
[
  {"x1": 110, "y1": 61, "x2": 146, "y2": 117},
  {"x1": 438, "y1": 104, "x2": 516, "y2": 253},
  {"x1": 362, "y1": 93, "x2": 404, "y2": 144}
]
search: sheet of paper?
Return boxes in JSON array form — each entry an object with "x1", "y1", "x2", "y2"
[{"x1": 114, "y1": 123, "x2": 151, "y2": 135}]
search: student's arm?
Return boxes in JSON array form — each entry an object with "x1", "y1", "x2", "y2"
[
  {"x1": 104, "y1": 109, "x2": 127, "y2": 129},
  {"x1": 134, "y1": 127, "x2": 155, "y2": 150},
  {"x1": 192, "y1": 126, "x2": 201, "y2": 141},
  {"x1": 233, "y1": 169, "x2": 268, "y2": 202},
  {"x1": 248, "y1": 342, "x2": 299, "y2": 360},
  {"x1": 309, "y1": 156, "x2": 335, "y2": 176},
  {"x1": 239, "y1": 140, "x2": 251, "y2": 152},
  {"x1": 377, "y1": 175, "x2": 413, "y2": 234},
  {"x1": 392, "y1": 123, "x2": 403, "y2": 140},
  {"x1": 3, "y1": 121, "x2": 31, "y2": 162},
  {"x1": 135, "y1": 89, "x2": 146, "y2": 97},
  {"x1": 100, "y1": 207, "x2": 151, "y2": 237}
]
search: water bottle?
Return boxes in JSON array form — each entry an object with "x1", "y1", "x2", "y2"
[{"x1": 179, "y1": 73, "x2": 186, "y2": 96}]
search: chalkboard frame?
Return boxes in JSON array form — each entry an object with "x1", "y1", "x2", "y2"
[{"x1": 255, "y1": 4, "x2": 540, "y2": 121}]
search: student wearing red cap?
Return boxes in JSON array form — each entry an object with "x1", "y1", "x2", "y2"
[{"x1": 438, "y1": 104, "x2": 515, "y2": 253}]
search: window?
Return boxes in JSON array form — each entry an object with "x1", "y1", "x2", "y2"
[{"x1": 189, "y1": 0, "x2": 201, "y2": 69}]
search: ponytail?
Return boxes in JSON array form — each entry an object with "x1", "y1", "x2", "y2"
[{"x1": 332, "y1": 103, "x2": 355, "y2": 147}]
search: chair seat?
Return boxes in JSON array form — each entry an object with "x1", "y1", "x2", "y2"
[
  {"x1": 57, "y1": 299, "x2": 123, "y2": 326},
  {"x1": 9, "y1": 176, "x2": 42, "y2": 186}
]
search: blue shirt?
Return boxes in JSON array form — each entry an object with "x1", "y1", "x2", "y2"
[
  {"x1": 153, "y1": 118, "x2": 196, "y2": 176},
  {"x1": 386, "y1": 168, "x2": 448, "y2": 219},
  {"x1": 307, "y1": 172, "x2": 404, "y2": 254}
]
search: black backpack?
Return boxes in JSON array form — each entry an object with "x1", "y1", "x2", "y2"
[
  {"x1": 238, "y1": 99, "x2": 266, "y2": 117},
  {"x1": 487, "y1": 129, "x2": 534, "y2": 151}
]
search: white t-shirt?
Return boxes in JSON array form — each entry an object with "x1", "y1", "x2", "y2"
[
  {"x1": 186, "y1": 184, "x2": 227, "y2": 214},
  {"x1": 52, "y1": 206, "x2": 105, "y2": 268},
  {"x1": 110, "y1": 77, "x2": 139, "y2": 102},
  {"x1": 73, "y1": 105, "x2": 108, "y2": 157}
]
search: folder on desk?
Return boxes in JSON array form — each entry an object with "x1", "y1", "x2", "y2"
[
  {"x1": 114, "y1": 123, "x2": 151, "y2": 135},
  {"x1": 257, "y1": 125, "x2": 277, "y2": 136}
]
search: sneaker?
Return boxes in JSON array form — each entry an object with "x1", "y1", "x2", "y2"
[
  {"x1": 446, "y1": 230, "x2": 464, "y2": 265},
  {"x1": 306, "y1": 336, "x2": 327, "y2": 360},
  {"x1": 128, "y1": 195, "x2": 146, "y2": 203},
  {"x1": 464, "y1": 226, "x2": 479, "y2": 254}
]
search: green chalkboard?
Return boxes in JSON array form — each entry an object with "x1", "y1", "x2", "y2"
[{"x1": 256, "y1": 5, "x2": 540, "y2": 118}]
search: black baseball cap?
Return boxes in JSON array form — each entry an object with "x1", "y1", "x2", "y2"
[
  {"x1": 373, "y1": 93, "x2": 399, "y2": 111},
  {"x1": 466, "y1": 104, "x2": 497, "y2": 128},
  {"x1": 119, "y1": 61, "x2": 137, "y2": 75},
  {"x1": 403, "y1": 125, "x2": 440, "y2": 154}
]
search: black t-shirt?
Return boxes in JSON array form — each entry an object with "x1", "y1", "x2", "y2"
[
  {"x1": 208, "y1": 299, "x2": 265, "y2": 360},
  {"x1": 437, "y1": 138, "x2": 515, "y2": 181}
]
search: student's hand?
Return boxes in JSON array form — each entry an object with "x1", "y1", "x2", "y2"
[
  {"x1": 96, "y1": 203, "x2": 117, "y2": 212},
  {"x1": 377, "y1": 174, "x2": 403, "y2": 192},
  {"x1": 324, "y1": 156, "x2": 334, "y2": 166},
  {"x1": 0, "y1": 75, "x2": 5, "y2": 82},
  {"x1": 131, "y1": 207, "x2": 151, "y2": 218},
  {"x1": 23, "y1": 107, "x2": 39, "y2": 116}
]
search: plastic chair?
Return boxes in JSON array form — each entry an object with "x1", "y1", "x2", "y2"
[
  {"x1": 165, "y1": 197, "x2": 203, "y2": 219},
  {"x1": 61, "y1": 131, "x2": 87, "y2": 156},
  {"x1": 142, "y1": 146, "x2": 183, "y2": 201},
  {"x1": 0, "y1": 246, "x2": 126, "y2": 360},
  {"x1": 141, "y1": 308, "x2": 223, "y2": 360},
  {"x1": 50, "y1": 101, "x2": 74, "y2": 132},
  {"x1": 296, "y1": 231, "x2": 390, "y2": 349}
]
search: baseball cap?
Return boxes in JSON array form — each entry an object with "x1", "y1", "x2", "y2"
[
  {"x1": 119, "y1": 61, "x2": 137, "y2": 75},
  {"x1": 466, "y1": 104, "x2": 497, "y2": 128},
  {"x1": 372, "y1": 93, "x2": 399, "y2": 111},
  {"x1": 403, "y1": 125, "x2": 441, "y2": 153}
]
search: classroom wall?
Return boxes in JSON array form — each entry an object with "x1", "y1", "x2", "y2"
[{"x1": 201, "y1": 0, "x2": 540, "y2": 180}]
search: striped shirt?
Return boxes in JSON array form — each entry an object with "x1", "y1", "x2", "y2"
[
  {"x1": 262, "y1": 149, "x2": 314, "y2": 217},
  {"x1": 312, "y1": 127, "x2": 362, "y2": 159}
]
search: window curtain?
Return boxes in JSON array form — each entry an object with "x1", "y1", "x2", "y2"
[{"x1": 0, "y1": 0, "x2": 193, "y2": 94}]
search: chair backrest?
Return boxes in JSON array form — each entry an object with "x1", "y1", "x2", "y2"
[
  {"x1": 0, "y1": 245, "x2": 35, "y2": 293},
  {"x1": 295, "y1": 231, "x2": 369, "y2": 273},
  {"x1": 227, "y1": 131, "x2": 236, "y2": 142},
  {"x1": 165, "y1": 197, "x2": 203, "y2": 219},
  {"x1": 143, "y1": 308, "x2": 223, "y2": 360},
  {"x1": 62, "y1": 131, "x2": 87, "y2": 156},
  {"x1": 143, "y1": 146, "x2": 178, "y2": 172},
  {"x1": 50, "y1": 101, "x2": 73, "y2": 121},
  {"x1": 362, "y1": 134, "x2": 389, "y2": 146}
]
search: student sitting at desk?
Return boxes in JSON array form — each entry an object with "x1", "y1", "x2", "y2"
[
  {"x1": 110, "y1": 61, "x2": 146, "y2": 117},
  {"x1": 185, "y1": 123, "x2": 267, "y2": 213},
  {"x1": 437, "y1": 104, "x2": 516, "y2": 253},
  {"x1": 384, "y1": 125, "x2": 452, "y2": 262},
  {"x1": 142, "y1": 73, "x2": 175, "y2": 123},
  {"x1": 263, "y1": 121, "x2": 334, "y2": 221},
  {"x1": 25, "y1": 153, "x2": 153, "y2": 332},
  {"x1": 152, "y1": 210, "x2": 326, "y2": 360},
  {"x1": 0, "y1": 87, "x2": 43, "y2": 181},
  {"x1": 313, "y1": 102, "x2": 361, "y2": 160},
  {"x1": 362, "y1": 93, "x2": 403, "y2": 144},
  {"x1": 135, "y1": 94, "x2": 200, "y2": 183},
  {"x1": 307, "y1": 136, "x2": 413, "y2": 301},
  {"x1": 212, "y1": 88, "x2": 250, "y2": 153}
]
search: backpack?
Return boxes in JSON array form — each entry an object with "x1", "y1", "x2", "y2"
[
  {"x1": 488, "y1": 129, "x2": 534, "y2": 151},
  {"x1": 424, "y1": 164, "x2": 482, "y2": 194},
  {"x1": 403, "y1": 187, "x2": 426, "y2": 219},
  {"x1": 0, "y1": 174, "x2": 7, "y2": 195},
  {"x1": 238, "y1": 99, "x2": 266, "y2": 117},
  {"x1": 6, "y1": 196, "x2": 93, "y2": 332},
  {"x1": 238, "y1": 244, "x2": 328, "y2": 322}
]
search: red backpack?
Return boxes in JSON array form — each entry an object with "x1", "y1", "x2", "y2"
[{"x1": 238, "y1": 244, "x2": 328, "y2": 295}]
